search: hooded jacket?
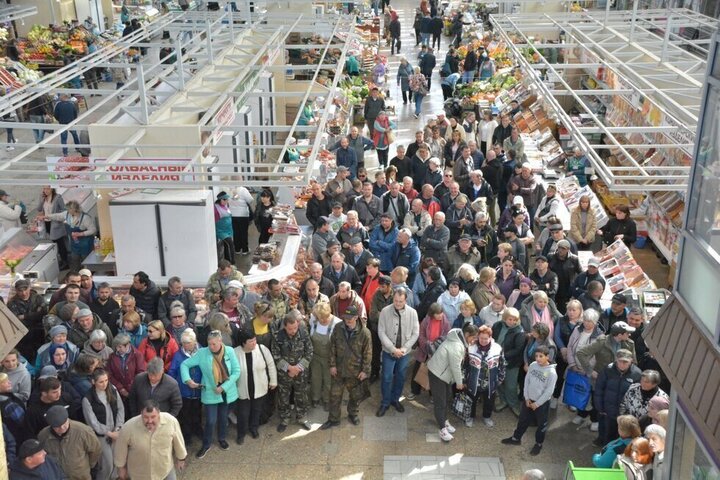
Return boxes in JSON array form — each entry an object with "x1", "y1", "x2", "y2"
[
  {"x1": 523, "y1": 361, "x2": 558, "y2": 405},
  {"x1": 427, "y1": 328, "x2": 467, "y2": 385}
]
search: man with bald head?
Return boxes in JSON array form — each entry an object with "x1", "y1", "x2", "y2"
[{"x1": 301, "y1": 262, "x2": 336, "y2": 299}]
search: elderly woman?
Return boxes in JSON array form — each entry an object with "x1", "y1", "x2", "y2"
[
  {"x1": 639, "y1": 395, "x2": 669, "y2": 432},
  {"x1": 201, "y1": 311, "x2": 238, "y2": 348},
  {"x1": 592, "y1": 415, "x2": 641, "y2": 468},
  {"x1": 166, "y1": 305, "x2": 194, "y2": 348},
  {"x1": 373, "y1": 111, "x2": 396, "y2": 169},
  {"x1": 181, "y1": 329, "x2": 241, "y2": 459},
  {"x1": 118, "y1": 311, "x2": 147, "y2": 349},
  {"x1": 455, "y1": 263, "x2": 479, "y2": 295},
  {"x1": 620, "y1": 370, "x2": 669, "y2": 420},
  {"x1": 566, "y1": 309, "x2": 602, "y2": 428},
  {"x1": 37, "y1": 186, "x2": 68, "y2": 268},
  {"x1": 106, "y1": 333, "x2": 146, "y2": 412},
  {"x1": 465, "y1": 325, "x2": 506, "y2": 428},
  {"x1": 552, "y1": 299, "x2": 584, "y2": 408},
  {"x1": 168, "y1": 328, "x2": 202, "y2": 444},
  {"x1": 569, "y1": 195, "x2": 598, "y2": 250},
  {"x1": 234, "y1": 329, "x2": 277, "y2": 444},
  {"x1": 409, "y1": 66, "x2": 428, "y2": 118},
  {"x1": 411, "y1": 303, "x2": 450, "y2": 399},
  {"x1": 37, "y1": 200, "x2": 96, "y2": 272},
  {"x1": 81, "y1": 368, "x2": 124, "y2": 480},
  {"x1": 83, "y1": 330, "x2": 113, "y2": 364},
  {"x1": 308, "y1": 302, "x2": 342, "y2": 409},
  {"x1": 519, "y1": 290, "x2": 561, "y2": 339},
  {"x1": 138, "y1": 320, "x2": 179, "y2": 372},
  {"x1": 35, "y1": 325, "x2": 79, "y2": 373},
  {"x1": 471, "y1": 266, "x2": 500, "y2": 311},
  {"x1": 428, "y1": 324, "x2": 479, "y2": 442}
]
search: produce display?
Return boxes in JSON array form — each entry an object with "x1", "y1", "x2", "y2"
[
  {"x1": 339, "y1": 76, "x2": 371, "y2": 105},
  {"x1": 17, "y1": 24, "x2": 96, "y2": 67},
  {"x1": 455, "y1": 71, "x2": 519, "y2": 104}
]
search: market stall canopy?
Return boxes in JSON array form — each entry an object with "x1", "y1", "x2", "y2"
[{"x1": 491, "y1": 8, "x2": 719, "y2": 193}]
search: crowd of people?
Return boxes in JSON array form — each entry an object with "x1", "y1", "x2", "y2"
[{"x1": 0, "y1": 1, "x2": 667, "y2": 479}]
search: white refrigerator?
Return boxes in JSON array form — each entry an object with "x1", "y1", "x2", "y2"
[{"x1": 109, "y1": 190, "x2": 217, "y2": 282}]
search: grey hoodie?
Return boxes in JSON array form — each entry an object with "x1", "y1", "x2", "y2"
[
  {"x1": 4, "y1": 363, "x2": 31, "y2": 404},
  {"x1": 523, "y1": 361, "x2": 558, "y2": 407}
]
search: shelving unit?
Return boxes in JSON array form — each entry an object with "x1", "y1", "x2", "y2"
[{"x1": 491, "y1": 8, "x2": 720, "y2": 264}]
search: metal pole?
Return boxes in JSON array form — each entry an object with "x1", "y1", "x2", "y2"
[
  {"x1": 629, "y1": 0, "x2": 639, "y2": 43},
  {"x1": 604, "y1": 0, "x2": 611, "y2": 27},
  {"x1": 206, "y1": 19, "x2": 214, "y2": 63},
  {"x1": 175, "y1": 35, "x2": 185, "y2": 90},
  {"x1": 661, "y1": 16, "x2": 672, "y2": 62},
  {"x1": 136, "y1": 64, "x2": 149, "y2": 125},
  {"x1": 49, "y1": 0, "x2": 56, "y2": 25}
]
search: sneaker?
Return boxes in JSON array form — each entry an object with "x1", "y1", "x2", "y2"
[
  {"x1": 501, "y1": 437, "x2": 521, "y2": 446},
  {"x1": 413, "y1": 114, "x2": 419, "y2": 119},
  {"x1": 444, "y1": 420, "x2": 456, "y2": 434},
  {"x1": 218, "y1": 440, "x2": 229, "y2": 450},
  {"x1": 569, "y1": 406, "x2": 578, "y2": 412},
  {"x1": 483, "y1": 418, "x2": 495, "y2": 428},
  {"x1": 465, "y1": 418, "x2": 474, "y2": 428},
  {"x1": 439, "y1": 427, "x2": 454, "y2": 442},
  {"x1": 590, "y1": 422, "x2": 599, "y2": 432},
  {"x1": 572, "y1": 415, "x2": 585, "y2": 425},
  {"x1": 530, "y1": 443, "x2": 543, "y2": 456},
  {"x1": 406, "y1": 393, "x2": 416, "y2": 401},
  {"x1": 549, "y1": 398, "x2": 558, "y2": 409},
  {"x1": 6, "y1": 146, "x2": 14, "y2": 151},
  {"x1": 195, "y1": 446, "x2": 210, "y2": 458}
]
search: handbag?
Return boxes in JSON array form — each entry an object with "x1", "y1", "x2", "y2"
[
  {"x1": 450, "y1": 391, "x2": 473, "y2": 422},
  {"x1": 413, "y1": 362, "x2": 430, "y2": 391},
  {"x1": 563, "y1": 370, "x2": 591, "y2": 411},
  {"x1": 386, "y1": 129, "x2": 396, "y2": 144}
]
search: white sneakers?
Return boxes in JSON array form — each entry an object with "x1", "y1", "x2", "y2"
[
  {"x1": 439, "y1": 427, "x2": 454, "y2": 442},
  {"x1": 444, "y1": 420, "x2": 456, "y2": 434},
  {"x1": 590, "y1": 422, "x2": 599, "y2": 432},
  {"x1": 483, "y1": 418, "x2": 495, "y2": 427},
  {"x1": 465, "y1": 418, "x2": 474, "y2": 428},
  {"x1": 572, "y1": 415, "x2": 585, "y2": 425},
  {"x1": 549, "y1": 398, "x2": 558, "y2": 409}
]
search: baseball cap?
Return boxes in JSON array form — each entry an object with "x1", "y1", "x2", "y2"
[
  {"x1": 348, "y1": 237, "x2": 362, "y2": 245},
  {"x1": 317, "y1": 216, "x2": 330, "y2": 227},
  {"x1": 535, "y1": 255, "x2": 548, "y2": 263},
  {"x1": 588, "y1": 258, "x2": 600, "y2": 268},
  {"x1": 216, "y1": 191, "x2": 230, "y2": 201},
  {"x1": 38, "y1": 365, "x2": 58, "y2": 380},
  {"x1": 14, "y1": 279, "x2": 30, "y2": 290},
  {"x1": 45, "y1": 405, "x2": 69, "y2": 428},
  {"x1": 0, "y1": 190, "x2": 8, "y2": 197},
  {"x1": 556, "y1": 239, "x2": 571, "y2": 250},
  {"x1": 78, "y1": 268, "x2": 92, "y2": 277},
  {"x1": 610, "y1": 321, "x2": 636, "y2": 335},
  {"x1": 612, "y1": 293, "x2": 627, "y2": 304},
  {"x1": 512, "y1": 196, "x2": 523, "y2": 205},
  {"x1": 615, "y1": 348, "x2": 634, "y2": 361},
  {"x1": 378, "y1": 275, "x2": 392, "y2": 286},
  {"x1": 342, "y1": 305, "x2": 359, "y2": 319},
  {"x1": 337, "y1": 166, "x2": 349, "y2": 173},
  {"x1": 18, "y1": 439, "x2": 43, "y2": 459},
  {"x1": 331, "y1": 201, "x2": 342, "y2": 209},
  {"x1": 458, "y1": 233, "x2": 472, "y2": 241},
  {"x1": 326, "y1": 238, "x2": 340, "y2": 247},
  {"x1": 227, "y1": 280, "x2": 244, "y2": 290}
]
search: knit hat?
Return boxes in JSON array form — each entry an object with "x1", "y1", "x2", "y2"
[
  {"x1": 49, "y1": 325, "x2": 67, "y2": 338},
  {"x1": 519, "y1": 277, "x2": 532, "y2": 286}
]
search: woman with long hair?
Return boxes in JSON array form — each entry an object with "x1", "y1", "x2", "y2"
[
  {"x1": 411, "y1": 303, "x2": 450, "y2": 399},
  {"x1": 616, "y1": 436, "x2": 654, "y2": 479},
  {"x1": 36, "y1": 186, "x2": 68, "y2": 268},
  {"x1": 81, "y1": 368, "x2": 124, "y2": 480},
  {"x1": 569, "y1": 195, "x2": 598, "y2": 251},
  {"x1": 495, "y1": 256, "x2": 521, "y2": 301},
  {"x1": 214, "y1": 191, "x2": 235, "y2": 263},
  {"x1": 137, "y1": 320, "x2": 179, "y2": 372},
  {"x1": 254, "y1": 189, "x2": 276, "y2": 244},
  {"x1": 601, "y1": 204, "x2": 637, "y2": 248},
  {"x1": 471, "y1": 266, "x2": 500, "y2": 311}
]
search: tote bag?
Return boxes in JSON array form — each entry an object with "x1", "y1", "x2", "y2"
[
  {"x1": 413, "y1": 362, "x2": 430, "y2": 391},
  {"x1": 450, "y1": 391, "x2": 473, "y2": 422},
  {"x1": 563, "y1": 370, "x2": 591, "y2": 411}
]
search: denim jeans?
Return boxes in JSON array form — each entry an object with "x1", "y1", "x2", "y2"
[
  {"x1": 59, "y1": 129, "x2": 81, "y2": 155},
  {"x1": 461, "y1": 71, "x2": 475, "y2": 84},
  {"x1": 381, "y1": 350, "x2": 409, "y2": 407},
  {"x1": 420, "y1": 33, "x2": 431, "y2": 46},
  {"x1": 414, "y1": 93, "x2": 425, "y2": 116},
  {"x1": 202, "y1": 400, "x2": 230, "y2": 448},
  {"x1": 29, "y1": 114, "x2": 45, "y2": 143}
]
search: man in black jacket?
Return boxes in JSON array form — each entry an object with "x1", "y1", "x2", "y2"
[
  {"x1": 571, "y1": 257, "x2": 606, "y2": 298},
  {"x1": 492, "y1": 115, "x2": 513, "y2": 147},
  {"x1": 548, "y1": 240, "x2": 582, "y2": 312},
  {"x1": 416, "y1": 266, "x2": 445, "y2": 319},
  {"x1": 419, "y1": 47, "x2": 436, "y2": 91},
  {"x1": 593, "y1": 349, "x2": 641, "y2": 446},
  {"x1": 323, "y1": 252, "x2": 362, "y2": 292},
  {"x1": 128, "y1": 358, "x2": 182, "y2": 417},
  {"x1": 430, "y1": 15, "x2": 443, "y2": 50},
  {"x1": 406, "y1": 131, "x2": 428, "y2": 160},
  {"x1": 130, "y1": 271, "x2": 161, "y2": 320},
  {"x1": 306, "y1": 183, "x2": 333, "y2": 232},
  {"x1": 364, "y1": 88, "x2": 385, "y2": 137},
  {"x1": 301, "y1": 262, "x2": 336, "y2": 299},
  {"x1": 389, "y1": 15, "x2": 401, "y2": 55},
  {"x1": 481, "y1": 149, "x2": 503, "y2": 224},
  {"x1": 346, "y1": 238, "x2": 373, "y2": 282}
]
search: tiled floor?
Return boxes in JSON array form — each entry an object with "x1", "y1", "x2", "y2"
[{"x1": 384, "y1": 455, "x2": 505, "y2": 480}]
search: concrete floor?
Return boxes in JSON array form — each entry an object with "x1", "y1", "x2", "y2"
[{"x1": 1, "y1": 1, "x2": 671, "y2": 478}]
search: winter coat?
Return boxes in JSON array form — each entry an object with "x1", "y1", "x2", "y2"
[
  {"x1": 391, "y1": 239, "x2": 421, "y2": 285},
  {"x1": 9, "y1": 455, "x2": 65, "y2": 479},
  {"x1": 369, "y1": 224, "x2": 399, "y2": 271},
  {"x1": 571, "y1": 270, "x2": 606, "y2": 299},
  {"x1": 137, "y1": 336, "x2": 179, "y2": 372},
  {"x1": 397, "y1": 62, "x2": 414, "y2": 91},
  {"x1": 415, "y1": 315, "x2": 451, "y2": 363},
  {"x1": 363, "y1": 96, "x2": 385, "y2": 123},
  {"x1": 519, "y1": 295, "x2": 561, "y2": 337},
  {"x1": 106, "y1": 347, "x2": 146, "y2": 396},
  {"x1": 576, "y1": 335, "x2": 637, "y2": 378},
  {"x1": 35, "y1": 341, "x2": 80, "y2": 372},
  {"x1": 306, "y1": 194, "x2": 333, "y2": 230},
  {"x1": 68, "y1": 317, "x2": 114, "y2": 350},
  {"x1": 594, "y1": 363, "x2": 642, "y2": 417},
  {"x1": 8, "y1": 291, "x2": 47, "y2": 332},
  {"x1": 492, "y1": 321, "x2": 526, "y2": 369},
  {"x1": 470, "y1": 282, "x2": 500, "y2": 312},
  {"x1": 168, "y1": 348, "x2": 202, "y2": 399},
  {"x1": 128, "y1": 372, "x2": 182, "y2": 417},
  {"x1": 427, "y1": 328, "x2": 467, "y2": 385},
  {"x1": 119, "y1": 323, "x2": 147, "y2": 349},
  {"x1": 180, "y1": 345, "x2": 240, "y2": 404},
  {"x1": 38, "y1": 420, "x2": 102, "y2": 480},
  {"x1": 602, "y1": 217, "x2": 637, "y2": 247},
  {"x1": 419, "y1": 224, "x2": 450, "y2": 267},
  {"x1": 329, "y1": 321, "x2": 372, "y2": 378},
  {"x1": 446, "y1": 245, "x2": 481, "y2": 276},
  {"x1": 569, "y1": 206, "x2": 598, "y2": 245},
  {"x1": 369, "y1": 290, "x2": 393, "y2": 329},
  {"x1": 3, "y1": 364, "x2": 31, "y2": 404},
  {"x1": 593, "y1": 437, "x2": 632, "y2": 468},
  {"x1": 352, "y1": 195, "x2": 383, "y2": 231},
  {"x1": 416, "y1": 281, "x2": 446, "y2": 321},
  {"x1": 157, "y1": 289, "x2": 197, "y2": 325},
  {"x1": 322, "y1": 263, "x2": 362, "y2": 292},
  {"x1": 620, "y1": 383, "x2": 669, "y2": 418},
  {"x1": 0, "y1": 200, "x2": 22, "y2": 231},
  {"x1": 565, "y1": 324, "x2": 603, "y2": 370},
  {"x1": 129, "y1": 280, "x2": 161, "y2": 319},
  {"x1": 466, "y1": 340, "x2": 506, "y2": 396},
  {"x1": 337, "y1": 222, "x2": 370, "y2": 251},
  {"x1": 548, "y1": 252, "x2": 583, "y2": 299}
]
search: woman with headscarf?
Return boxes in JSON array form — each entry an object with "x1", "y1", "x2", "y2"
[
  {"x1": 168, "y1": 328, "x2": 202, "y2": 444},
  {"x1": 37, "y1": 200, "x2": 96, "y2": 272},
  {"x1": 234, "y1": 329, "x2": 277, "y2": 444},
  {"x1": 181, "y1": 329, "x2": 240, "y2": 458}
]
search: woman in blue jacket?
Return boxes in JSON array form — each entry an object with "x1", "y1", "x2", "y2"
[
  {"x1": 168, "y1": 328, "x2": 202, "y2": 444},
  {"x1": 181, "y1": 330, "x2": 240, "y2": 459},
  {"x1": 592, "y1": 414, "x2": 641, "y2": 468}
]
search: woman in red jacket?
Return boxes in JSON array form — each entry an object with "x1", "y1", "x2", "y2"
[
  {"x1": 137, "y1": 320, "x2": 179, "y2": 372},
  {"x1": 106, "y1": 332, "x2": 147, "y2": 412}
]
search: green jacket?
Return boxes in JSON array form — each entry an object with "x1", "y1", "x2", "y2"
[
  {"x1": 272, "y1": 326, "x2": 313, "y2": 372},
  {"x1": 329, "y1": 322, "x2": 372, "y2": 378},
  {"x1": 576, "y1": 335, "x2": 636, "y2": 378},
  {"x1": 369, "y1": 290, "x2": 393, "y2": 329},
  {"x1": 204, "y1": 268, "x2": 245, "y2": 302},
  {"x1": 180, "y1": 345, "x2": 241, "y2": 404}
]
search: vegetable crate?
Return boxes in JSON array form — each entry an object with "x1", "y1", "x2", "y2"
[{"x1": 563, "y1": 461, "x2": 625, "y2": 480}]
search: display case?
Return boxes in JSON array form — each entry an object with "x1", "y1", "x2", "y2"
[{"x1": 0, "y1": 228, "x2": 59, "y2": 285}]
